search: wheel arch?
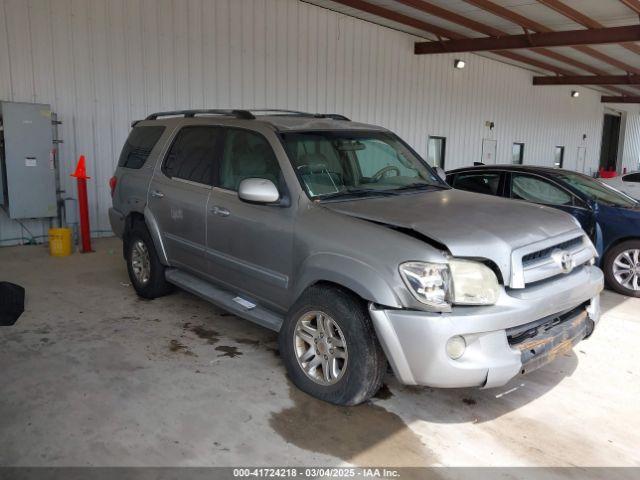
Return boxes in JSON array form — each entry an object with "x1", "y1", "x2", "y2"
[
  {"x1": 123, "y1": 208, "x2": 170, "y2": 266},
  {"x1": 603, "y1": 236, "x2": 640, "y2": 259},
  {"x1": 292, "y1": 254, "x2": 403, "y2": 309}
]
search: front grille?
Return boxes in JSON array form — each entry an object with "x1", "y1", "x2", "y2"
[
  {"x1": 522, "y1": 236, "x2": 584, "y2": 267},
  {"x1": 510, "y1": 232, "x2": 595, "y2": 288}
]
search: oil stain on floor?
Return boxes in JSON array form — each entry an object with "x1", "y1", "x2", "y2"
[
  {"x1": 215, "y1": 345, "x2": 242, "y2": 358},
  {"x1": 189, "y1": 324, "x2": 220, "y2": 345},
  {"x1": 269, "y1": 384, "x2": 435, "y2": 468},
  {"x1": 169, "y1": 339, "x2": 195, "y2": 356}
]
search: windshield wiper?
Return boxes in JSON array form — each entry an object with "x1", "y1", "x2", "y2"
[
  {"x1": 393, "y1": 182, "x2": 447, "y2": 191},
  {"x1": 317, "y1": 188, "x2": 400, "y2": 201}
]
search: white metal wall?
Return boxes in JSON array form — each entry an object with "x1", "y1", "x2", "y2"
[
  {"x1": 0, "y1": 0, "x2": 638, "y2": 245},
  {"x1": 621, "y1": 113, "x2": 640, "y2": 174}
]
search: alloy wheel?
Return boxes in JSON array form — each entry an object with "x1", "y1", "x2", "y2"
[
  {"x1": 613, "y1": 248, "x2": 640, "y2": 291},
  {"x1": 293, "y1": 311, "x2": 348, "y2": 385},
  {"x1": 131, "y1": 240, "x2": 151, "y2": 285}
]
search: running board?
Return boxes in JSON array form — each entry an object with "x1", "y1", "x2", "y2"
[{"x1": 165, "y1": 269, "x2": 284, "y2": 332}]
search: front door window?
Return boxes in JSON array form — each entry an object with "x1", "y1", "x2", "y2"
[{"x1": 511, "y1": 174, "x2": 572, "y2": 206}]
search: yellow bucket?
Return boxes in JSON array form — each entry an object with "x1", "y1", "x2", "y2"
[{"x1": 49, "y1": 228, "x2": 73, "y2": 257}]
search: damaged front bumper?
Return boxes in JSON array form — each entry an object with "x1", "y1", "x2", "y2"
[{"x1": 370, "y1": 265, "x2": 603, "y2": 389}]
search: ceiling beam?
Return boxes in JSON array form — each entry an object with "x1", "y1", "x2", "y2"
[
  {"x1": 461, "y1": 0, "x2": 640, "y2": 95},
  {"x1": 414, "y1": 25, "x2": 640, "y2": 54},
  {"x1": 620, "y1": 0, "x2": 640, "y2": 14},
  {"x1": 464, "y1": 0, "x2": 640, "y2": 75},
  {"x1": 329, "y1": 0, "x2": 465, "y2": 39},
  {"x1": 396, "y1": 0, "x2": 636, "y2": 97},
  {"x1": 620, "y1": 0, "x2": 640, "y2": 13},
  {"x1": 463, "y1": 0, "x2": 549, "y2": 32},
  {"x1": 333, "y1": 0, "x2": 627, "y2": 95},
  {"x1": 536, "y1": 0, "x2": 600, "y2": 28},
  {"x1": 330, "y1": 0, "x2": 575, "y2": 76},
  {"x1": 395, "y1": 0, "x2": 504, "y2": 36},
  {"x1": 601, "y1": 95, "x2": 640, "y2": 103},
  {"x1": 534, "y1": 75, "x2": 640, "y2": 85},
  {"x1": 537, "y1": 0, "x2": 640, "y2": 55},
  {"x1": 399, "y1": 0, "x2": 621, "y2": 81}
]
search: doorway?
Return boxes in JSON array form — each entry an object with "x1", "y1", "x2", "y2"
[
  {"x1": 481, "y1": 139, "x2": 497, "y2": 164},
  {"x1": 599, "y1": 114, "x2": 621, "y2": 172},
  {"x1": 427, "y1": 136, "x2": 446, "y2": 169},
  {"x1": 576, "y1": 147, "x2": 586, "y2": 174}
]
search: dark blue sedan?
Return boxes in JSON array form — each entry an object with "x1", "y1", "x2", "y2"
[{"x1": 446, "y1": 165, "x2": 640, "y2": 297}]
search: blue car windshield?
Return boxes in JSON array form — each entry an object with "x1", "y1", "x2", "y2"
[
  {"x1": 280, "y1": 131, "x2": 444, "y2": 199},
  {"x1": 556, "y1": 171, "x2": 639, "y2": 208}
]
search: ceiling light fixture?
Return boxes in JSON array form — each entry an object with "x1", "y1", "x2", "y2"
[
  {"x1": 454, "y1": 59, "x2": 466, "y2": 69},
  {"x1": 571, "y1": 90, "x2": 580, "y2": 98}
]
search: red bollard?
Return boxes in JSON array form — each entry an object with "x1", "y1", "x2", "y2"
[{"x1": 71, "y1": 155, "x2": 93, "y2": 253}]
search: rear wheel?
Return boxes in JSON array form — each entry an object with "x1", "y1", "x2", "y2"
[
  {"x1": 279, "y1": 285, "x2": 386, "y2": 405},
  {"x1": 125, "y1": 223, "x2": 172, "y2": 299},
  {"x1": 604, "y1": 240, "x2": 640, "y2": 297}
]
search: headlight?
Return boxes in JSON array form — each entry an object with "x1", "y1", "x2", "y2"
[
  {"x1": 449, "y1": 259, "x2": 500, "y2": 305},
  {"x1": 399, "y1": 259, "x2": 499, "y2": 310},
  {"x1": 398, "y1": 262, "x2": 452, "y2": 311}
]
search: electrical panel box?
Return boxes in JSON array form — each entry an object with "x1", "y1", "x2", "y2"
[{"x1": 0, "y1": 101, "x2": 57, "y2": 219}]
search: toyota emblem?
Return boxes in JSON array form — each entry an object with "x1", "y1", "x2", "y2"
[{"x1": 552, "y1": 249, "x2": 575, "y2": 274}]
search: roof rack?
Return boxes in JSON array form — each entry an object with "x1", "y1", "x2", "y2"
[
  {"x1": 145, "y1": 109, "x2": 256, "y2": 120},
  {"x1": 251, "y1": 109, "x2": 350, "y2": 121},
  {"x1": 315, "y1": 113, "x2": 351, "y2": 121},
  {"x1": 138, "y1": 109, "x2": 350, "y2": 125}
]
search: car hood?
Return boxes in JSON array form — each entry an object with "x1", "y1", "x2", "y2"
[{"x1": 322, "y1": 188, "x2": 581, "y2": 280}]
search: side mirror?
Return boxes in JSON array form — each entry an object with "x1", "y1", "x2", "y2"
[
  {"x1": 435, "y1": 166, "x2": 447, "y2": 182},
  {"x1": 238, "y1": 178, "x2": 280, "y2": 204}
]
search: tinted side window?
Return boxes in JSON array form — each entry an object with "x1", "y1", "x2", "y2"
[
  {"x1": 219, "y1": 129, "x2": 281, "y2": 191},
  {"x1": 118, "y1": 126, "x2": 165, "y2": 169},
  {"x1": 454, "y1": 172, "x2": 501, "y2": 196},
  {"x1": 511, "y1": 174, "x2": 572, "y2": 206},
  {"x1": 162, "y1": 126, "x2": 220, "y2": 185},
  {"x1": 623, "y1": 173, "x2": 640, "y2": 183}
]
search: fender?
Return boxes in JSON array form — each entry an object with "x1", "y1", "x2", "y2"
[
  {"x1": 143, "y1": 206, "x2": 171, "y2": 266},
  {"x1": 294, "y1": 253, "x2": 402, "y2": 308}
]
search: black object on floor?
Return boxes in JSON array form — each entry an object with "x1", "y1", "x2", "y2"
[{"x1": 0, "y1": 282, "x2": 25, "y2": 326}]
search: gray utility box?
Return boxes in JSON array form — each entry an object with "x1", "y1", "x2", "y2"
[{"x1": 0, "y1": 101, "x2": 57, "y2": 219}]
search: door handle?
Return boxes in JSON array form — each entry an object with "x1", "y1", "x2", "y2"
[
  {"x1": 210, "y1": 205, "x2": 230, "y2": 217},
  {"x1": 150, "y1": 190, "x2": 164, "y2": 199}
]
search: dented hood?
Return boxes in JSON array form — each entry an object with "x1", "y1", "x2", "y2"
[{"x1": 322, "y1": 188, "x2": 580, "y2": 279}]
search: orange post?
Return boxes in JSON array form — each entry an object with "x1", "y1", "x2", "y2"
[{"x1": 71, "y1": 156, "x2": 93, "y2": 253}]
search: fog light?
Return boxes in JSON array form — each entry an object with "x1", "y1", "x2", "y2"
[{"x1": 446, "y1": 336, "x2": 466, "y2": 359}]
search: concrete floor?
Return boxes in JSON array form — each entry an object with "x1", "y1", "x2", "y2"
[{"x1": 1, "y1": 237, "x2": 639, "y2": 468}]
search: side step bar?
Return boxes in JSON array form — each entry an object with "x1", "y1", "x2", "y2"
[{"x1": 165, "y1": 269, "x2": 284, "y2": 332}]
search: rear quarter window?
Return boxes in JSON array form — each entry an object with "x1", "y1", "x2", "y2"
[{"x1": 118, "y1": 126, "x2": 166, "y2": 169}]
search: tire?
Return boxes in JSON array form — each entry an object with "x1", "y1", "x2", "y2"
[
  {"x1": 279, "y1": 285, "x2": 387, "y2": 405},
  {"x1": 603, "y1": 240, "x2": 640, "y2": 298},
  {"x1": 0, "y1": 282, "x2": 25, "y2": 326},
  {"x1": 125, "y1": 222, "x2": 173, "y2": 299}
]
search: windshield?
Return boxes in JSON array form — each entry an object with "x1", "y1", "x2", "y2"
[
  {"x1": 556, "y1": 171, "x2": 639, "y2": 208},
  {"x1": 280, "y1": 131, "x2": 445, "y2": 199}
]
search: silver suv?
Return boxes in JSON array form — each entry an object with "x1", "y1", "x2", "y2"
[{"x1": 109, "y1": 109, "x2": 603, "y2": 405}]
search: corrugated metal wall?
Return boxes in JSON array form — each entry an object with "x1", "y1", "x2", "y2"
[
  {"x1": 621, "y1": 113, "x2": 640, "y2": 174},
  {"x1": 1, "y1": 0, "x2": 639, "y2": 245}
]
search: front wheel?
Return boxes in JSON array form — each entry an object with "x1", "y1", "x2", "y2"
[
  {"x1": 279, "y1": 285, "x2": 387, "y2": 405},
  {"x1": 604, "y1": 240, "x2": 640, "y2": 297}
]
